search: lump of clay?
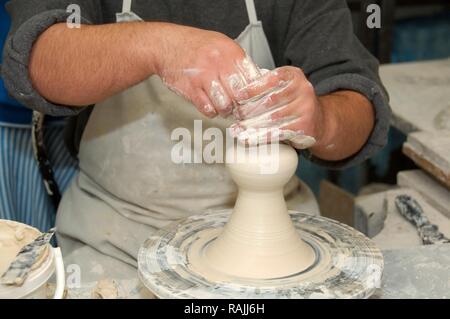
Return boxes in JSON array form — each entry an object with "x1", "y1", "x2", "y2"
[
  {"x1": 203, "y1": 144, "x2": 315, "y2": 279},
  {"x1": 92, "y1": 279, "x2": 119, "y2": 299}
]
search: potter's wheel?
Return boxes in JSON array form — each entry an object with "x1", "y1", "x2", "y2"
[
  {"x1": 138, "y1": 209, "x2": 383, "y2": 299},
  {"x1": 138, "y1": 144, "x2": 383, "y2": 298}
]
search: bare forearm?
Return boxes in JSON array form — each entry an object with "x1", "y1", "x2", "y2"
[
  {"x1": 311, "y1": 91, "x2": 375, "y2": 161},
  {"x1": 29, "y1": 22, "x2": 164, "y2": 106}
]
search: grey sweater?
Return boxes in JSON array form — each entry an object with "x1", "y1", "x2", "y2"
[{"x1": 1, "y1": 0, "x2": 391, "y2": 169}]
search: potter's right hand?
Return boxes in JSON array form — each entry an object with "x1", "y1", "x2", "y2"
[{"x1": 154, "y1": 24, "x2": 261, "y2": 118}]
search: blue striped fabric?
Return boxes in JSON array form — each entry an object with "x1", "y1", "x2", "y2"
[{"x1": 0, "y1": 122, "x2": 78, "y2": 231}]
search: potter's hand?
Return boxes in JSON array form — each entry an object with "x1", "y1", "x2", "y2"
[
  {"x1": 155, "y1": 24, "x2": 261, "y2": 118},
  {"x1": 230, "y1": 66, "x2": 324, "y2": 149}
]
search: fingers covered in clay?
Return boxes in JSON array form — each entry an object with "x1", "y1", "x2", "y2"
[
  {"x1": 230, "y1": 66, "x2": 322, "y2": 149},
  {"x1": 233, "y1": 67, "x2": 307, "y2": 119},
  {"x1": 156, "y1": 25, "x2": 264, "y2": 118}
]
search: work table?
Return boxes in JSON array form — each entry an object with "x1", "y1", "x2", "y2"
[{"x1": 57, "y1": 243, "x2": 450, "y2": 299}]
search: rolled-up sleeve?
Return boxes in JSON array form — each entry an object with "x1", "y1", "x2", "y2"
[
  {"x1": 1, "y1": 0, "x2": 102, "y2": 116},
  {"x1": 283, "y1": 0, "x2": 391, "y2": 169}
]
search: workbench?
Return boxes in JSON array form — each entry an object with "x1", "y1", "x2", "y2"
[
  {"x1": 356, "y1": 58, "x2": 450, "y2": 298},
  {"x1": 380, "y1": 57, "x2": 450, "y2": 134},
  {"x1": 53, "y1": 242, "x2": 450, "y2": 299}
]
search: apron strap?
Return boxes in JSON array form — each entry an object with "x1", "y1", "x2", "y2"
[
  {"x1": 244, "y1": 0, "x2": 258, "y2": 24},
  {"x1": 121, "y1": 0, "x2": 132, "y2": 14},
  {"x1": 32, "y1": 111, "x2": 62, "y2": 210}
]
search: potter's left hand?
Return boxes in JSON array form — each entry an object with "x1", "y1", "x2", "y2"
[{"x1": 230, "y1": 66, "x2": 324, "y2": 149}]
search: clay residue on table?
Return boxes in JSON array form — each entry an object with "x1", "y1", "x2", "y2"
[
  {"x1": 91, "y1": 279, "x2": 119, "y2": 299},
  {"x1": 434, "y1": 106, "x2": 450, "y2": 131},
  {"x1": 379, "y1": 58, "x2": 450, "y2": 134}
]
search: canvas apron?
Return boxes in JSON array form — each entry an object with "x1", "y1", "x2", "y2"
[{"x1": 56, "y1": 0, "x2": 319, "y2": 285}]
